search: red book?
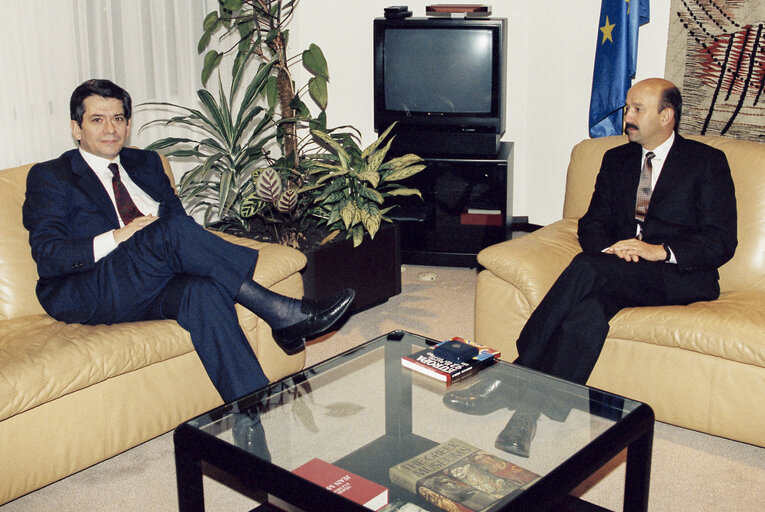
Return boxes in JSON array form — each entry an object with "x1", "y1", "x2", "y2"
[{"x1": 274, "y1": 458, "x2": 389, "y2": 511}]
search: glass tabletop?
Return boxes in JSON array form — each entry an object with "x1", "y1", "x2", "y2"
[{"x1": 183, "y1": 330, "x2": 647, "y2": 511}]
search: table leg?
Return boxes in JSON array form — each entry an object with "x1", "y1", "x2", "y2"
[
  {"x1": 623, "y1": 422, "x2": 653, "y2": 512},
  {"x1": 176, "y1": 446, "x2": 205, "y2": 512}
]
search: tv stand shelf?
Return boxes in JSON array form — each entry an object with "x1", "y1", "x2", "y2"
[{"x1": 390, "y1": 141, "x2": 513, "y2": 267}]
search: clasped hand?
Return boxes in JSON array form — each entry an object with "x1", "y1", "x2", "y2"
[
  {"x1": 603, "y1": 238, "x2": 666, "y2": 263},
  {"x1": 113, "y1": 215, "x2": 158, "y2": 244}
]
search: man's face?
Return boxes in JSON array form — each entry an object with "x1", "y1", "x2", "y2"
[
  {"x1": 623, "y1": 82, "x2": 672, "y2": 150},
  {"x1": 70, "y1": 95, "x2": 130, "y2": 159}
]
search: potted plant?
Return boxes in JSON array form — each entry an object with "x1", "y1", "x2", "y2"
[{"x1": 141, "y1": 0, "x2": 426, "y2": 310}]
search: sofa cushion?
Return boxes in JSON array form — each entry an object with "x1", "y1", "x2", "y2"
[
  {"x1": 0, "y1": 238, "x2": 306, "y2": 423},
  {"x1": 0, "y1": 315, "x2": 193, "y2": 422},
  {"x1": 0, "y1": 164, "x2": 45, "y2": 320},
  {"x1": 609, "y1": 290, "x2": 765, "y2": 368}
]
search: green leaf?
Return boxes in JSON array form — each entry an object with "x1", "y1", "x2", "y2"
[
  {"x1": 308, "y1": 76, "x2": 328, "y2": 111},
  {"x1": 218, "y1": 168, "x2": 233, "y2": 216},
  {"x1": 302, "y1": 43, "x2": 329, "y2": 80},
  {"x1": 198, "y1": 30, "x2": 211, "y2": 54},
  {"x1": 222, "y1": 0, "x2": 243, "y2": 11},
  {"x1": 265, "y1": 75, "x2": 278, "y2": 110},
  {"x1": 202, "y1": 11, "x2": 219, "y2": 31},
  {"x1": 201, "y1": 50, "x2": 222, "y2": 87}
]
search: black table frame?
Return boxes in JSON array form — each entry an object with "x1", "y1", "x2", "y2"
[{"x1": 175, "y1": 332, "x2": 653, "y2": 512}]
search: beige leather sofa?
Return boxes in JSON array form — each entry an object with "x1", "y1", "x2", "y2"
[
  {"x1": 0, "y1": 156, "x2": 307, "y2": 504},
  {"x1": 475, "y1": 135, "x2": 765, "y2": 447}
]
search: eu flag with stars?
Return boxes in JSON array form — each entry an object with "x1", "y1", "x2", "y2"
[{"x1": 589, "y1": 0, "x2": 650, "y2": 138}]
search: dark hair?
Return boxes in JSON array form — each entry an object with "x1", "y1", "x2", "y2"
[
  {"x1": 70, "y1": 79, "x2": 132, "y2": 126},
  {"x1": 659, "y1": 85, "x2": 682, "y2": 132}
]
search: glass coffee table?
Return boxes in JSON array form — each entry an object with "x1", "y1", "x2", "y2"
[{"x1": 175, "y1": 331, "x2": 653, "y2": 512}]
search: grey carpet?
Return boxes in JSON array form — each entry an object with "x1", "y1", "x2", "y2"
[{"x1": 3, "y1": 265, "x2": 764, "y2": 511}]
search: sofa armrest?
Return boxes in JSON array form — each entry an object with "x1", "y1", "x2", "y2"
[
  {"x1": 477, "y1": 218, "x2": 581, "y2": 308},
  {"x1": 211, "y1": 230, "x2": 309, "y2": 381}
]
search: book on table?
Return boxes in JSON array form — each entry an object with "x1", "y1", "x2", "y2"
[
  {"x1": 401, "y1": 337, "x2": 500, "y2": 384},
  {"x1": 269, "y1": 457, "x2": 388, "y2": 511},
  {"x1": 389, "y1": 438, "x2": 538, "y2": 512}
]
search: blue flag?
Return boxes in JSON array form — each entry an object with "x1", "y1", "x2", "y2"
[{"x1": 589, "y1": 0, "x2": 650, "y2": 138}]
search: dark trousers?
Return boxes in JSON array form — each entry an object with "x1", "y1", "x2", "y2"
[
  {"x1": 84, "y1": 214, "x2": 268, "y2": 402},
  {"x1": 515, "y1": 252, "x2": 670, "y2": 385}
]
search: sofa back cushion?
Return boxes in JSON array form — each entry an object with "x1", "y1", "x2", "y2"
[
  {"x1": 561, "y1": 134, "x2": 765, "y2": 293},
  {"x1": 0, "y1": 164, "x2": 45, "y2": 320},
  {"x1": 0, "y1": 153, "x2": 177, "y2": 321}
]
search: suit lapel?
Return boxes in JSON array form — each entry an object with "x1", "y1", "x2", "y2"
[
  {"x1": 70, "y1": 150, "x2": 121, "y2": 229},
  {"x1": 648, "y1": 135, "x2": 686, "y2": 208},
  {"x1": 120, "y1": 148, "x2": 162, "y2": 203}
]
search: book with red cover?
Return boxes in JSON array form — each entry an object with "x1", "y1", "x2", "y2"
[
  {"x1": 401, "y1": 338, "x2": 500, "y2": 384},
  {"x1": 278, "y1": 458, "x2": 388, "y2": 511}
]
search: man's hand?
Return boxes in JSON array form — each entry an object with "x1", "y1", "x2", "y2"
[
  {"x1": 603, "y1": 238, "x2": 667, "y2": 263},
  {"x1": 112, "y1": 215, "x2": 159, "y2": 244}
]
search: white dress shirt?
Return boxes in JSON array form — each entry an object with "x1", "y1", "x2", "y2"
[
  {"x1": 639, "y1": 131, "x2": 676, "y2": 263},
  {"x1": 79, "y1": 148, "x2": 160, "y2": 261}
]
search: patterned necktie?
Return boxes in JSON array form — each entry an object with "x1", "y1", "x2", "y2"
[
  {"x1": 108, "y1": 163, "x2": 144, "y2": 225},
  {"x1": 634, "y1": 151, "x2": 655, "y2": 225}
]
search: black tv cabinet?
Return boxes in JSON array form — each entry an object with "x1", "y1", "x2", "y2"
[{"x1": 389, "y1": 142, "x2": 513, "y2": 267}]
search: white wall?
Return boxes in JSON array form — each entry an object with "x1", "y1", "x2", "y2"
[
  {"x1": 0, "y1": 0, "x2": 671, "y2": 226},
  {"x1": 292, "y1": 0, "x2": 671, "y2": 225}
]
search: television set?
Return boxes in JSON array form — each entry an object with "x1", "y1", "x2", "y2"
[{"x1": 373, "y1": 17, "x2": 507, "y2": 157}]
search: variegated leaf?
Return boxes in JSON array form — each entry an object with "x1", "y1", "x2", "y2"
[
  {"x1": 340, "y1": 202, "x2": 358, "y2": 229},
  {"x1": 382, "y1": 164, "x2": 427, "y2": 182},
  {"x1": 357, "y1": 170, "x2": 380, "y2": 188},
  {"x1": 255, "y1": 167, "x2": 283, "y2": 202},
  {"x1": 240, "y1": 192, "x2": 266, "y2": 218},
  {"x1": 276, "y1": 189, "x2": 298, "y2": 213},
  {"x1": 386, "y1": 187, "x2": 422, "y2": 199}
]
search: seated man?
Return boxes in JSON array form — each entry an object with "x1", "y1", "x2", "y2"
[
  {"x1": 23, "y1": 79, "x2": 355, "y2": 451},
  {"x1": 445, "y1": 78, "x2": 737, "y2": 457}
]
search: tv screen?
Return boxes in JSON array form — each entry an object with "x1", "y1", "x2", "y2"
[
  {"x1": 374, "y1": 18, "x2": 507, "y2": 156},
  {"x1": 383, "y1": 28, "x2": 494, "y2": 114}
]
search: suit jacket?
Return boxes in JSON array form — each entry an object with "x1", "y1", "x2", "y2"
[
  {"x1": 577, "y1": 135, "x2": 737, "y2": 303},
  {"x1": 22, "y1": 147, "x2": 186, "y2": 319}
]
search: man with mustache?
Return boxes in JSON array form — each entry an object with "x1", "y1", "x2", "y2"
[{"x1": 445, "y1": 78, "x2": 737, "y2": 457}]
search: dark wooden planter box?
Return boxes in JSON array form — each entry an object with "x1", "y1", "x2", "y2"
[{"x1": 301, "y1": 222, "x2": 402, "y2": 314}]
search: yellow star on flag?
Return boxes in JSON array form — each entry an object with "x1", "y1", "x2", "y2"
[{"x1": 600, "y1": 16, "x2": 615, "y2": 44}]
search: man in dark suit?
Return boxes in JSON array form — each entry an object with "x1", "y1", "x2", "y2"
[
  {"x1": 445, "y1": 78, "x2": 737, "y2": 456},
  {"x1": 23, "y1": 79, "x2": 354, "y2": 451}
]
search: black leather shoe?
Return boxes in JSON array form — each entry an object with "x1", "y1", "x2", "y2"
[
  {"x1": 495, "y1": 411, "x2": 538, "y2": 458},
  {"x1": 272, "y1": 288, "x2": 355, "y2": 355},
  {"x1": 233, "y1": 412, "x2": 271, "y2": 462},
  {"x1": 443, "y1": 376, "x2": 516, "y2": 415}
]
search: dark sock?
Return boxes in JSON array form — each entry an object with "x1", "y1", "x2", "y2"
[{"x1": 236, "y1": 280, "x2": 308, "y2": 329}]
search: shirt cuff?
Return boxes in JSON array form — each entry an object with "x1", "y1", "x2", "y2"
[{"x1": 93, "y1": 231, "x2": 118, "y2": 262}]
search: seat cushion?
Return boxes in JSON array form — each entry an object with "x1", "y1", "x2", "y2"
[
  {"x1": 609, "y1": 290, "x2": 765, "y2": 367},
  {"x1": 0, "y1": 315, "x2": 192, "y2": 422}
]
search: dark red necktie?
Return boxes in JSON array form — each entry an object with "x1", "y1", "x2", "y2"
[{"x1": 108, "y1": 163, "x2": 144, "y2": 225}]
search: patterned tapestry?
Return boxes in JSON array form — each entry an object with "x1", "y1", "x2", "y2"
[{"x1": 665, "y1": 0, "x2": 765, "y2": 142}]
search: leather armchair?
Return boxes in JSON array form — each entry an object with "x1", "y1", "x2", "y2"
[{"x1": 475, "y1": 135, "x2": 765, "y2": 447}]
